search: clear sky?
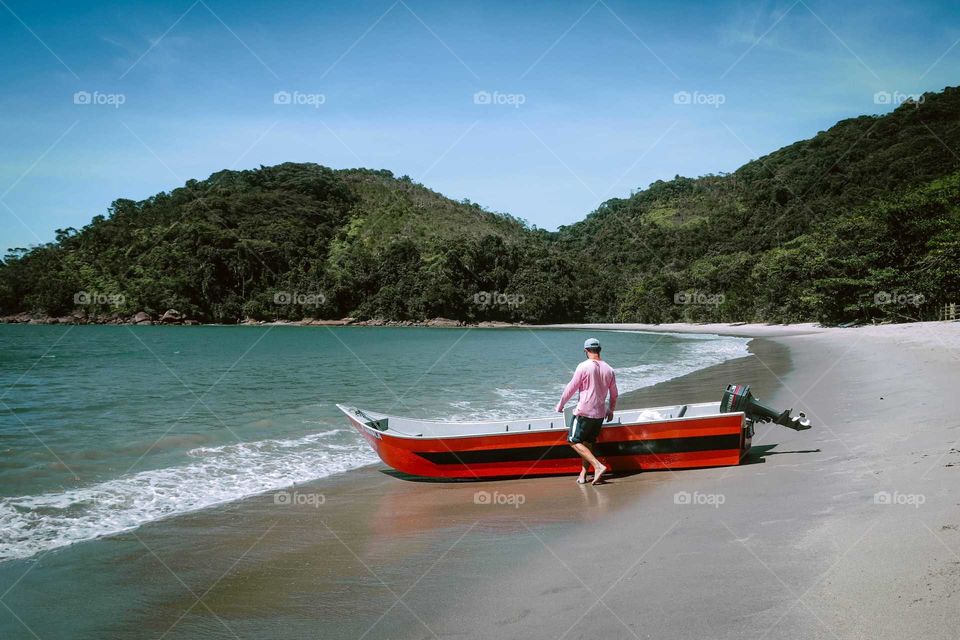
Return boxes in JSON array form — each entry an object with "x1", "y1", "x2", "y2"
[{"x1": 1, "y1": 0, "x2": 957, "y2": 250}]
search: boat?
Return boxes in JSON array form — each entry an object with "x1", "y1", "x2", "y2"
[{"x1": 337, "y1": 383, "x2": 811, "y2": 480}]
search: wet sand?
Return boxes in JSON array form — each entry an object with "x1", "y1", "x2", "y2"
[{"x1": 3, "y1": 322, "x2": 959, "y2": 639}]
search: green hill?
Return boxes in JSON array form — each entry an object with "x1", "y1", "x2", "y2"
[
  {"x1": 0, "y1": 164, "x2": 583, "y2": 323},
  {"x1": 3, "y1": 86, "x2": 959, "y2": 325},
  {"x1": 560, "y1": 86, "x2": 960, "y2": 324}
]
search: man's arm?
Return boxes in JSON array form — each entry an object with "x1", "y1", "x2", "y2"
[
  {"x1": 606, "y1": 370, "x2": 619, "y2": 421},
  {"x1": 554, "y1": 366, "x2": 583, "y2": 412}
]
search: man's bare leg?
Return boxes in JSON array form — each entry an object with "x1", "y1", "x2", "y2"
[
  {"x1": 577, "y1": 456, "x2": 589, "y2": 483},
  {"x1": 585, "y1": 443, "x2": 609, "y2": 484},
  {"x1": 571, "y1": 443, "x2": 608, "y2": 484}
]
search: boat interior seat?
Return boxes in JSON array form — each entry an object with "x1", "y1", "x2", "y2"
[
  {"x1": 677, "y1": 405, "x2": 688, "y2": 418},
  {"x1": 367, "y1": 418, "x2": 389, "y2": 431}
]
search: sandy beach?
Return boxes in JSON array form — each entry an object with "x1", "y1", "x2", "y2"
[{"x1": 3, "y1": 321, "x2": 959, "y2": 639}]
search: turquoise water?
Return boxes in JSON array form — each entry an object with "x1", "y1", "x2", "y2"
[{"x1": 0, "y1": 325, "x2": 748, "y2": 562}]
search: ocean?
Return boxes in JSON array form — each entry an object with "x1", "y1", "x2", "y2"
[{"x1": 0, "y1": 325, "x2": 749, "y2": 563}]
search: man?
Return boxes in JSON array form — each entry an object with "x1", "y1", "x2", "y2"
[{"x1": 555, "y1": 337, "x2": 619, "y2": 485}]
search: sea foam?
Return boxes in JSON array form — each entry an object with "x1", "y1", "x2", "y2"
[{"x1": 0, "y1": 429, "x2": 377, "y2": 562}]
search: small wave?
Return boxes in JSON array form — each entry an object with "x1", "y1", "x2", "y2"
[
  {"x1": 616, "y1": 337, "x2": 750, "y2": 391},
  {"x1": 0, "y1": 430, "x2": 377, "y2": 562},
  {"x1": 444, "y1": 387, "x2": 562, "y2": 421},
  {"x1": 185, "y1": 429, "x2": 342, "y2": 456},
  {"x1": 442, "y1": 336, "x2": 749, "y2": 420}
]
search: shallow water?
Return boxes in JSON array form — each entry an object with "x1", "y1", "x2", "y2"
[{"x1": 0, "y1": 324, "x2": 748, "y2": 561}]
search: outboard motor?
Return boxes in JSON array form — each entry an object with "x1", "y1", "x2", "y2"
[{"x1": 720, "y1": 384, "x2": 811, "y2": 431}]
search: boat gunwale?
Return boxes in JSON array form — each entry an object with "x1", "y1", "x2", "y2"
[{"x1": 336, "y1": 403, "x2": 746, "y2": 441}]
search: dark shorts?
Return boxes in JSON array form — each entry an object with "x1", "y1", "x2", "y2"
[{"x1": 568, "y1": 415, "x2": 604, "y2": 444}]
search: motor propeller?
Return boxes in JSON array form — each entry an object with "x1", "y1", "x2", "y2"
[{"x1": 720, "y1": 384, "x2": 811, "y2": 431}]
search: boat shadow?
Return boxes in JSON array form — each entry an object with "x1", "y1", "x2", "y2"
[
  {"x1": 380, "y1": 469, "x2": 579, "y2": 484},
  {"x1": 741, "y1": 443, "x2": 822, "y2": 465}
]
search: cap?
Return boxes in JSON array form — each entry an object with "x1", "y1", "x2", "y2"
[{"x1": 583, "y1": 337, "x2": 601, "y2": 349}]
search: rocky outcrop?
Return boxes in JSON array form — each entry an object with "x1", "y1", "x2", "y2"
[
  {"x1": 424, "y1": 317, "x2": 462, "y2": 327},
  {"x1": 301, "y1": 317, "x2": 357, "y2": 326},
  {"x1": 2, "y1": 313, "x2": 36, "y2": 324},
  {"x1": 348, "y1": 317, "x2": 466, "y2": 327},
  {"x1": 159, "y1": 309, "x2": 184, "y2": 324},
  {"x1": 0, "y1": 312, "x2": 519, "y2": 329}
]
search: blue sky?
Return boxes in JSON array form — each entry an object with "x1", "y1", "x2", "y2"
[{"x1": 1, "y1": 0, "x2": 957, "y2": 250}]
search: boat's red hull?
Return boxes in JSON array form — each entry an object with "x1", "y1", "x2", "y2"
[{"x1": 345, "y1": 412, "x2": 747, "y2": 479}]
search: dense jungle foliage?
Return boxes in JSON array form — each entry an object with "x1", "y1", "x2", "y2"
[{"x1": 3, "y1": 86, "x2": 959, "y2": 325}]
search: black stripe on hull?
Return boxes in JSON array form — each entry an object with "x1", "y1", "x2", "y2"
[{"x1": 416, "y1": 434, "x2": 743, "y2": 465}]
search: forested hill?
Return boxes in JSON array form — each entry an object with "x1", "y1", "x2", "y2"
[
  {"x1": 0, "y1": 165, "x2": 586, "y2": 323},
  {"x1": 3, "y1": 86, "x2": 960, "y2": 325},
  {"x1": 560, "y1": 85, "x2": 960, "y2": 323}
]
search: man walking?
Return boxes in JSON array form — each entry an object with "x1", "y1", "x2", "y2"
[{"x1": 555, "y1": 337, "x2": 618, "y2": 485}]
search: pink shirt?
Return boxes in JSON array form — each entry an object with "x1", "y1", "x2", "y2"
[{"x1": 555, "y1": 359, "x2": 619, "y2": 419}]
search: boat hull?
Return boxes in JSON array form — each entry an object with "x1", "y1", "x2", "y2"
[{"x1": 343, "y1": 410, "x2": 747, "y2": 479}]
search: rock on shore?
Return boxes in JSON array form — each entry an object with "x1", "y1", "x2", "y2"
[{"x1": 0, "y1": 313, "x2": 523, "y2": 328}]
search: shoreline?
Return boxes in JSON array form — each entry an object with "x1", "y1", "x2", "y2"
[
  {"x1": 0, "y1": 324, "x2": 753, "y2": 565},
  {"x1": 540, "y1": 320, "x2": 828, "y2": 337},
  {"x1": 2, "y1": 321, "x2": 959, "y2": 639},
  {"x1": 2, "y1": 312, "x2": 937, "y2": 334},
  {"x1": 6, "y1": 313, "x2": 954, "y2": 348},
  {"x1": 0, "y1": 312, "x2": 515, "y2": 328},
  {"x1": 616, "y1": 335, "x2": 788, "y2": 410}
]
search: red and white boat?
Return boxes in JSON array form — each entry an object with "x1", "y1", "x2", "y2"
[{"x1": 338, "y1": 384, "x2": 810, "y2": 479}]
